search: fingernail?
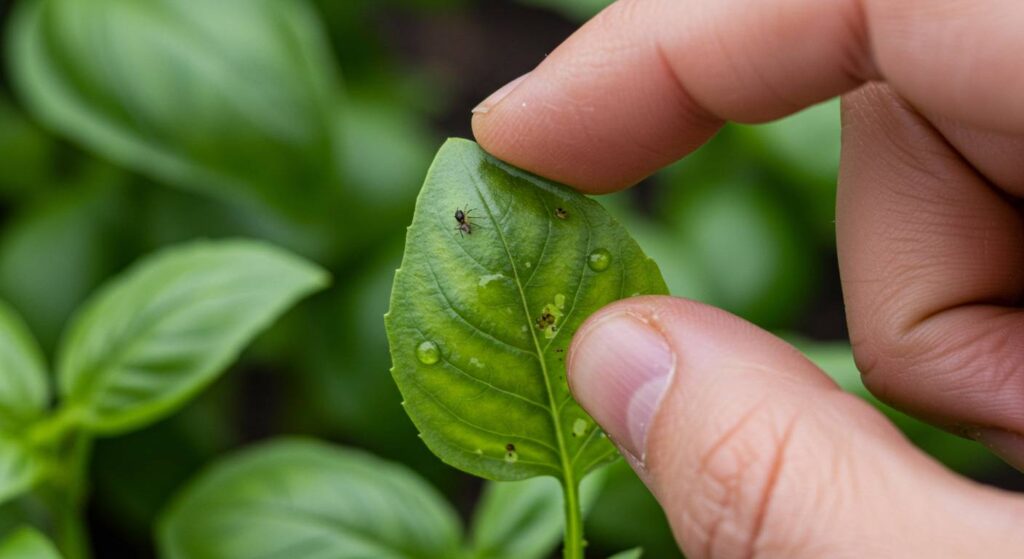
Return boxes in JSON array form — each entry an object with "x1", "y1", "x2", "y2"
[
  {"x1": 472, "y1": 73, "x2": 530, "y2": 115},
  {"x1": 971, "y1": 428, "x2": 1024, "y2": 472},
  {"x1": 567, "y1": 312, "x2": 674, "y2": 459}
]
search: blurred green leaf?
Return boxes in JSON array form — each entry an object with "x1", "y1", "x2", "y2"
[
  {"x1": 126, "y1": 185, "x2": 334, "y2": 263},
  {"x1": 517, "y1": 0, "x2": 612, "y2": 21},
  {"x1": 0, "y1": 526, "x2": 61, "y2": 559},
  {"x1": 0, "y1": 300, "x2": 48, "y2": 432},
  {"x1": 0, "y1": 182, "x2": 123, "y2": 352},
  {"x1": 159, "y1": 438, "x2": 463, "y2": 559},
  {"x1": 386, "y1": 139, "x2": 665, "y2": 482},
  {"x1": 336, "y1": 93, "x2": 433, "y2": 240},
  {"x1": 587, "y1": 460, "x2": 681, "y2": 559},
  {"x1": 0, "y1": 300, "x2": 49, "y2": 503},
  {"x1": 299, "y1": 240, "x2": 411, "y2": 443},
  {"x1": 8, "y1": 0, "x2": 341, "y2": 218},
  {"x1": 739, "y1": 99, "x2": 840, "y2": 184},
  {"x1": 735, "y1": 100, "x2": 841, "y2": 242},
  {"x1": 56, "y1": 239, "x2": 328, "y2": 435},
  {"x1": 0, "y1": 98, "x2": 54, "y2": 200},
  {"x1": 0, "y1": 435, "x2": 46, "y2": 506},
  {"x1": 666, "y1": 175, "x2": 815, "y2": 327},
  {"x1": 469, "y1": 467, "x2": 607, "y2": 559},
  {"x1": 608, "y1": 549, "x2": 643, "y2": 559}
]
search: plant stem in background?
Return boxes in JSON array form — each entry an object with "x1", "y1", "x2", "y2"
[
  {"x1": 562, "y1": 477, "x2": 584, "y2": 559},
  {"x1": 41, "y1": 432, "x2": 93, "y2": 559}
]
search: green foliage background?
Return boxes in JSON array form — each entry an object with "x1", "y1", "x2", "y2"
[{"x1": 0, "y1": 0, "x2": 1012, "y2": 557}]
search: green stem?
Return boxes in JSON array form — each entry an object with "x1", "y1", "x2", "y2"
[
  {"x1": 562, "y1": 476, "x2": 584, "y2": 559},
  {"x1": 28, "y1": 407, "x2": 82, "y2": 448},
  {"x1": 41, "y1": 432, "x2": 93, "y2": 559}
]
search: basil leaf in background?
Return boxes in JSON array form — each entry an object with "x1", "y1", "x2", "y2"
[
  {"x1": 608, "y1": 548, "x2": 643, "y2": 559},
  {"x1": 0, "y1": 300, "x2": 47, "y2": 431},
  {"x1": 736, "y1": 99, "x2": 841, "y2": 243},
  {"x1": 386, "y1": 138, "x2": 667, "y2": 484},
  {"x1": 0, "y1": 97, "x2": 53, "y2": 201},
  {"x1": 0, "y1": 181, "x2": 124, "y2": 352},
  {"x1": 8, "y1": 0, "x2": 340, "y2": 218},
  {"x1": 56, "y1": 239, "x2": 328, "y2": 434},
  {"x1": 0, "y1": 301, "x2": 49, "y2": 506},
  {"x1": 667, "y1": 175, "x2": 812, "y2": 328},
  {"x1": 586, "y1": 460, "x2": 681, "y2": 559},
  {"x1": 0, "y1": 435, "x2": 47, "y2": 507},
  {"x1": 158, "y1": 438, "x2": 463, "y2": 559},
  {"x1": 469, "y1": 467, "x2": 607, "y2": 559},
  {"x1": 0, "y1": 527, "x2": 61, "y2": 559}
]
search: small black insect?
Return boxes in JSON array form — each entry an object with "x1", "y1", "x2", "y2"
[
  {"x1": 554, "y1": 207, "x2": 568, "y2": 220},
  {"x1": 536, "y1": 312, "x2": 555, "y2": 330},
  {"x1": 505, "y1": 443, "x2": 516, "y2": 452},
  {"x1": 454, "y1": 207, "x2": 475, "y2": 236}
]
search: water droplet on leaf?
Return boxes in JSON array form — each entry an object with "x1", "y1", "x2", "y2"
[
  {"x1": 416, "y1": 341, "x2": 440, "y2": 365},
  {"x1": 587, "y1": 248, "x2": 611, "y2": 272}
]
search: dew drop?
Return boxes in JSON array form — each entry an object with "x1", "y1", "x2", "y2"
[
  {"x1": 416, "y1": 341, "x2": 440, "y2": 365},
  {"x1": 572, "y1": 418, "x2": 590, "y2": 437},
  {"x1": 587, "y1": 248, "x2": 611, "y2": 272},
  {"x1": 477, "y1": 273, "x2": 514, "y2": 306}
]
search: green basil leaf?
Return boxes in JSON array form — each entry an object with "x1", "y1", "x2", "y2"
[
  {"x1": 469, "y1": 467, "x2": 608, "y2": 559},
  {"x1": 8, "y1": 0, "x2": 340, "y2": 217},
  {"x1": 0, "y1": 300, "x2": 47, "y2": 432},
  {"x1": 385, "y1": 138, "x2": 667, "y2": 483},
  {"x1": 0, "y1": 299, "x2": 50, "y2": 505},
  {"x1": 0, "y1": 435, "x2": 47, "y2": 506},
  {"x1": 56, "y1": 239, "x2": 328, "y2": 434},
  {"x1": 608, "y1": 548, "x2": 643, "y2": 559},
  {"x1": 0, "y1": 527, "x2": 62, "y2": 559},
  {"x1": 158, "y1": 438, "x2": 463, "y2": 559}
]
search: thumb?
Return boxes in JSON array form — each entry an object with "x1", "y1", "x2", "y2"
[{"x1": 567, "y1": 296, "x2": 1024, "y2": 558}]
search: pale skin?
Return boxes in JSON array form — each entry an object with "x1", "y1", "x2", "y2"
[{"x1": 471, "y1": 0, "x2": 1024, "y2": 557}]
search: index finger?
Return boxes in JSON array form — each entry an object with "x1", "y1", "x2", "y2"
[{"x1": 472, "y1": 0, "x2": 1024, "y2": 192}]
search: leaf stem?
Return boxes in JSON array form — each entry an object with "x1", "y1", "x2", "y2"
[
  {"x1": 40, "y1": 431, "x2": 93, "y2": 559},
  {"x1": 561, "y1": 476, "x2": 585, "y2": 559},
  {"x1": 28, "y1": 406, "x2": 82, "y2": 448}
]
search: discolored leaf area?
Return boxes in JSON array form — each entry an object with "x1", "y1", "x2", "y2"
[
  {"x1": 57, "y1": 239, "x2": 328, "y2": 435},
  {"x1": 0, "y1": 301, "x2": 49, "y2": 505},
  {"x1": 385, "y1": 139, "x2": 667, "y2": 484},
  {"x1": 158, "y1": 439, "x2": 463, "y2": 559}
]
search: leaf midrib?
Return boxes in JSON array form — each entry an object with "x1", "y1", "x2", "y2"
[{"x1": 461, "y1": 154, "x2": 576, "y2": 484}]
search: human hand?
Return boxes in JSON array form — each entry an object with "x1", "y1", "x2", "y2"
[{"x1": 471, "y1": 0, "x2": 1024, "y2": 556}]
